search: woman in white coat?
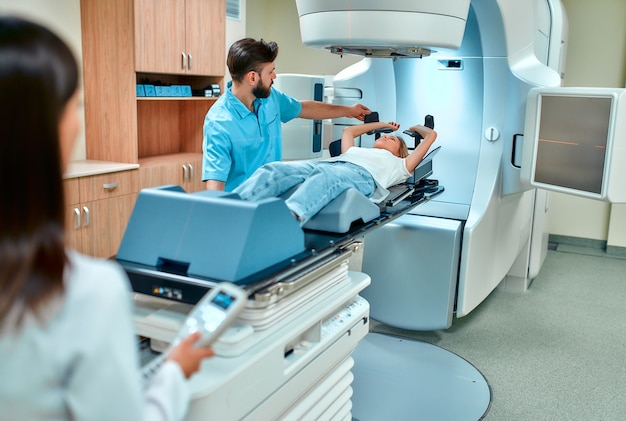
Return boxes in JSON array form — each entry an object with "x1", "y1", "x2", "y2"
[{"x1": 0, "y1": 16, "x2": 213, "y2": 420}]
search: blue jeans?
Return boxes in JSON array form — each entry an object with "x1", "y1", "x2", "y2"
[{"x1": 233, "y1": 161, "x2": 376, "y2": 224}]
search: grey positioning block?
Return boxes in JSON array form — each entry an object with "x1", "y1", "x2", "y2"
[
  {"x1": 303, "y1": 188, "x2": 380, "y2": 233},
  {"x1": 116, "y1": 185, "x2": 305, "y2": 282}
]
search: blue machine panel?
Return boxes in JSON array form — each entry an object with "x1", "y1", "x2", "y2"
[
  {"x1": 361, "y1": 214, "x2": 462, "y2": 330},
  {"x1": 116, "y1": 186, "x2": 305, "y2": 283}
]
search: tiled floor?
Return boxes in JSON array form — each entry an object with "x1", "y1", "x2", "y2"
[{"x1": 368, "y1": 245, "x2": 626, "y2": 420}]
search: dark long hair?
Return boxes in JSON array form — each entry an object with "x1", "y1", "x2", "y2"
[
  {"x1": 0, "y1": 17, "x2": 79, "y2": 326},
  {"x1": 227, "y1": 38, "x2": 279, "y2": 82}
]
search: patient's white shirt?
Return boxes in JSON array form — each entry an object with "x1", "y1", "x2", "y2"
[
  {"x1": 0, "y1": 251, "x2": 189, "y2": 421},
  {"x1": 326, "y1": 146, "x2": 411, "y2": 202}
]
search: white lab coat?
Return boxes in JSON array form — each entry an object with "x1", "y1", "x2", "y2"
[{"x1": 0, "y1": 251, "x2": 190, "y2": 421}]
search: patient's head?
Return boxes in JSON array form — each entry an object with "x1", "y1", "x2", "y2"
[{"x1": 374, "y1": 134, "x2": 408, "y2": 158}]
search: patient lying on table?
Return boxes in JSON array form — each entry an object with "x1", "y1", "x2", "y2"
[{"x1": 233, "y1": 121, "x2": 437, "y2": 225}]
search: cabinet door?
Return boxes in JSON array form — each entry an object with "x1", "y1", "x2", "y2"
[
  {"x1": 139, "y1": 154, "x2": 204, "y2": 191},
  {"x1": 139, "y1": 160, "x2": 187, "y2": 190},
  {"x1": 81, "y1": 194, "x2": 137, "y2": 259},
  {"x1": 135, "y1": 0, "x2": 186, "y2": 74},
  {"x1": 65, "y1": 171, "x2": 138, "y2": 257},
  {"x1": 185, "y1": 0, "x2": 225, "y2": 75}
]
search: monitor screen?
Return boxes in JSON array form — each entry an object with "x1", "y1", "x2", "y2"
[
  {"x1": 534, "y1": 95, "x2": 611, "y2": 194},
  {"x1": 523, "y1": 87, "x2": 626, "y2": 203}
]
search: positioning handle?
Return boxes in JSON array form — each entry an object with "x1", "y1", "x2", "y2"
[
  {"x1": 363, "y1": 111, "x2": 393, "y2": 138},
  {"x1": 424, "y1": 114, "x2": 435, "y2": 129},
  {"x1": 403, "y1": 114, "x2": 435, "y2": 147}
]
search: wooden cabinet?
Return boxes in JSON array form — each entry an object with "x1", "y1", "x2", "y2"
[
  {"x1": 139, "y1": 153, "x2": 204, "y2": 192},
  {"x1": 78, "y1": 0, "x2": 224, "y2": 256},
  {"x1": 64, "y1": 170, "x2": 139, "y2": 258},
  {"x1": 134, "y1": 0, "x2": 225, "y2": 76},
  {"x1": 64, "y1": 178, "x2": 83, "y2": 251},
  {"x1": 80, "y1": 0, "x2": 225, "y2": 186},
  {"x1": 76, "y1": 0, "x2": 225, "y2": 256},
  {"x1": 135, "y1": 95, "x2": 214, "y2": 192}
]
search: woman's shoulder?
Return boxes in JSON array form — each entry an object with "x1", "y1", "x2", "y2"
[
  {"x1": 65, "y1": 251, "x2": 131, "y2": 303},
  {"x1": 67, "y1": 250, "x2": 126, "y2": 277}
]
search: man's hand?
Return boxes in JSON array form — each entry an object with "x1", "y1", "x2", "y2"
[{"x1": 346, "y1": 103, "x2": 372, "y2": 121}]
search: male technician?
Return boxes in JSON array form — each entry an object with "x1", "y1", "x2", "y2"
[{"x1": 202, "y1": 38, "x2": 371, "y2": 191}]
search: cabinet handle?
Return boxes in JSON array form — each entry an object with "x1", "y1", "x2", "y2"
[
  {"x1": 83, "y1": 206, "x2": 90, "y2": 228},
  {"x1": 182, "y1": 164, "x2": 188, "y2": 182},
  {"x1": 74, "y1": 208, "x2": 81, "y2": 230},
  {"x1": 188, "y1": 163, "x2": 194, "y2": 180},
  {"x1": 103, "y1": 182, "x2": 118, "y2": 191},
  {"x1": 181, "y1": 52, "x2": 187, "y2": 70},
  {"x1": 188, "y1": 53, "x2": 193, "y2": 71}
]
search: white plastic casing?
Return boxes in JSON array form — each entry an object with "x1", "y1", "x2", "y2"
[
  {"x1": 295, "y1": 0, "x2": 471, "y2": 51},
  {"x1": 274, "y1": 74, "x2": 325, "y2": 160}
]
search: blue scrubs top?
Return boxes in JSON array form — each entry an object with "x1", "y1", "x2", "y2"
[{"x1": 202, "y1": 82, "x2": 302, "y2": 191}]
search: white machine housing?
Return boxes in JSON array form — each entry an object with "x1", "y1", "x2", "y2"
[
  {"x1": 296, "y1": 0, "x2": 471, "y2": 56},
  {"x1": 135, "y1": 263, "x2": 371, "y2": 420},
  {"x1": 296, "y1": 0, "x2": 569, "y2": 329},
  {"x1": 274, "y1": 74, "x2": 324, "y2": 160}
]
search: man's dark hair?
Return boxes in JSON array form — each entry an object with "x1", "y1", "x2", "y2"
[{"x1": 227, "y1": 38, "x2": 279, "y2": 82}]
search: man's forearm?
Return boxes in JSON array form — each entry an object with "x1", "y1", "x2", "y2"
[{"x1": 299, "y1": 100, "x2": 350, "y2": 120}]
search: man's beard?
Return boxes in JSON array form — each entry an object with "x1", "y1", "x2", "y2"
[{"x1": 252, "y1": 80, "x2": 271, "y2": 99}]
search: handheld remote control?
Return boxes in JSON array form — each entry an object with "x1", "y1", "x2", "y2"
[
  {"x1": 141, "y1": 282, "x2": 248, "y2": 387},
  {"x1": 172, "y1": 282, "x2": 248, "y2": 348}
]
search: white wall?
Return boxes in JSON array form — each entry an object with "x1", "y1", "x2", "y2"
[
  {"x1": 555, "y1": 0, "x2": 626, "y2": 245},
  {"x1": 225, "y1": 0, "x2": 246, "y2": 83},
  {"x1": 245, "y1": 0, "x2": 360, "y2": 76},
  {"x1": 0, "y1": 0, "x2": 86, "y2": 161}
]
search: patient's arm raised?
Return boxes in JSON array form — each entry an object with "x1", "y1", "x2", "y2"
[
  {"x1": 404, "y1": 125, "x2": 437, "y2": 173},
  {"x1": 341, "y1": 121, "x2": 400, "y2": 153}
]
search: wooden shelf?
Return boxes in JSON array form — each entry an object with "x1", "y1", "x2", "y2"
[
  {"x1": 139, "y1": 152, "x2": 202, "y2": 167},
  {"x1": 77, "y1": 0, "x2": 224, "y2": 256},
  {"x1": 137, "y1": 96, "x2": 219, "y2": 101}
]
